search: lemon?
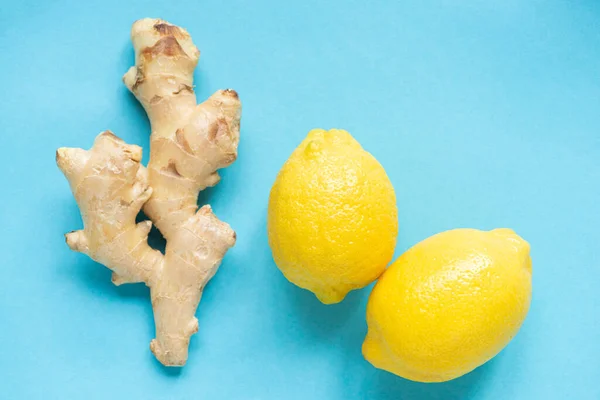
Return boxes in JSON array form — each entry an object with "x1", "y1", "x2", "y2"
[
  {"x1": 268, "y1": 129, "x2": 398, "y2": 304},
  {"x1": 363, "y1": 228, "x2": 532, "y2": 382}
]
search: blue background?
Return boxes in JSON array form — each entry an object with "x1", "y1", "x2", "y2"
[{"x1": 1, "y1": 1, "x2": 599, "y2": 399}]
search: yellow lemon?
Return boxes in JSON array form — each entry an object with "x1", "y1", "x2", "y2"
[
  {"x1": 363, "y1": 228, "x2": 532, "y2": 382},
  {"x1": 268, "y1": 129, "x2": 398, "y2": 304}
]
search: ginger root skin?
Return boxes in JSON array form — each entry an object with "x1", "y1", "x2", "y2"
[
  {"x1": 57, "y1": 132, "x2": 163, "y2": 287},
  {"x1": 57, "y1": 18, "x2": 241, "y2": 367},
  {"x1": 124, "y1": 18, "x2": 241, "y2": 240}
]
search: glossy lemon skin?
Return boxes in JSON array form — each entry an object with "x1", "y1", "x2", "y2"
[
  {"x1": 268, "y1": 129, "x2": 398, "y2": 304},
  {"x1": 363, "y1": 228, "x2": 532, "y2": 382}
]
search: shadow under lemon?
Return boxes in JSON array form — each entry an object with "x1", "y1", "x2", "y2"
[{"x1": 363, "y1": 353, "x2": 500, "y2": 400}]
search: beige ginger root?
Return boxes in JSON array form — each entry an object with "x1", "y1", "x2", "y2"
[{"x1": 56, "y1": 18, "x2": 241, "y2": 366}]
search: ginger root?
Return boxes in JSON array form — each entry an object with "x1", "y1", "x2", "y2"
[{"x1": 57, "y1": 18, "x2": 241, "y2": 366}]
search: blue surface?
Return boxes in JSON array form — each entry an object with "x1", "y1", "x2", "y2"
[{"x1": 1, "y1": 1, "x2": 599, "y2": 399}]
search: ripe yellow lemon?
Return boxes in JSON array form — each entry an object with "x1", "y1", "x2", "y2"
[
  {"x1": 268, "y1": 129, "x2": 398, "y2": 304},
  {"x1": 363, "y1": 228, "x2": 532, "y2": 382}
]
